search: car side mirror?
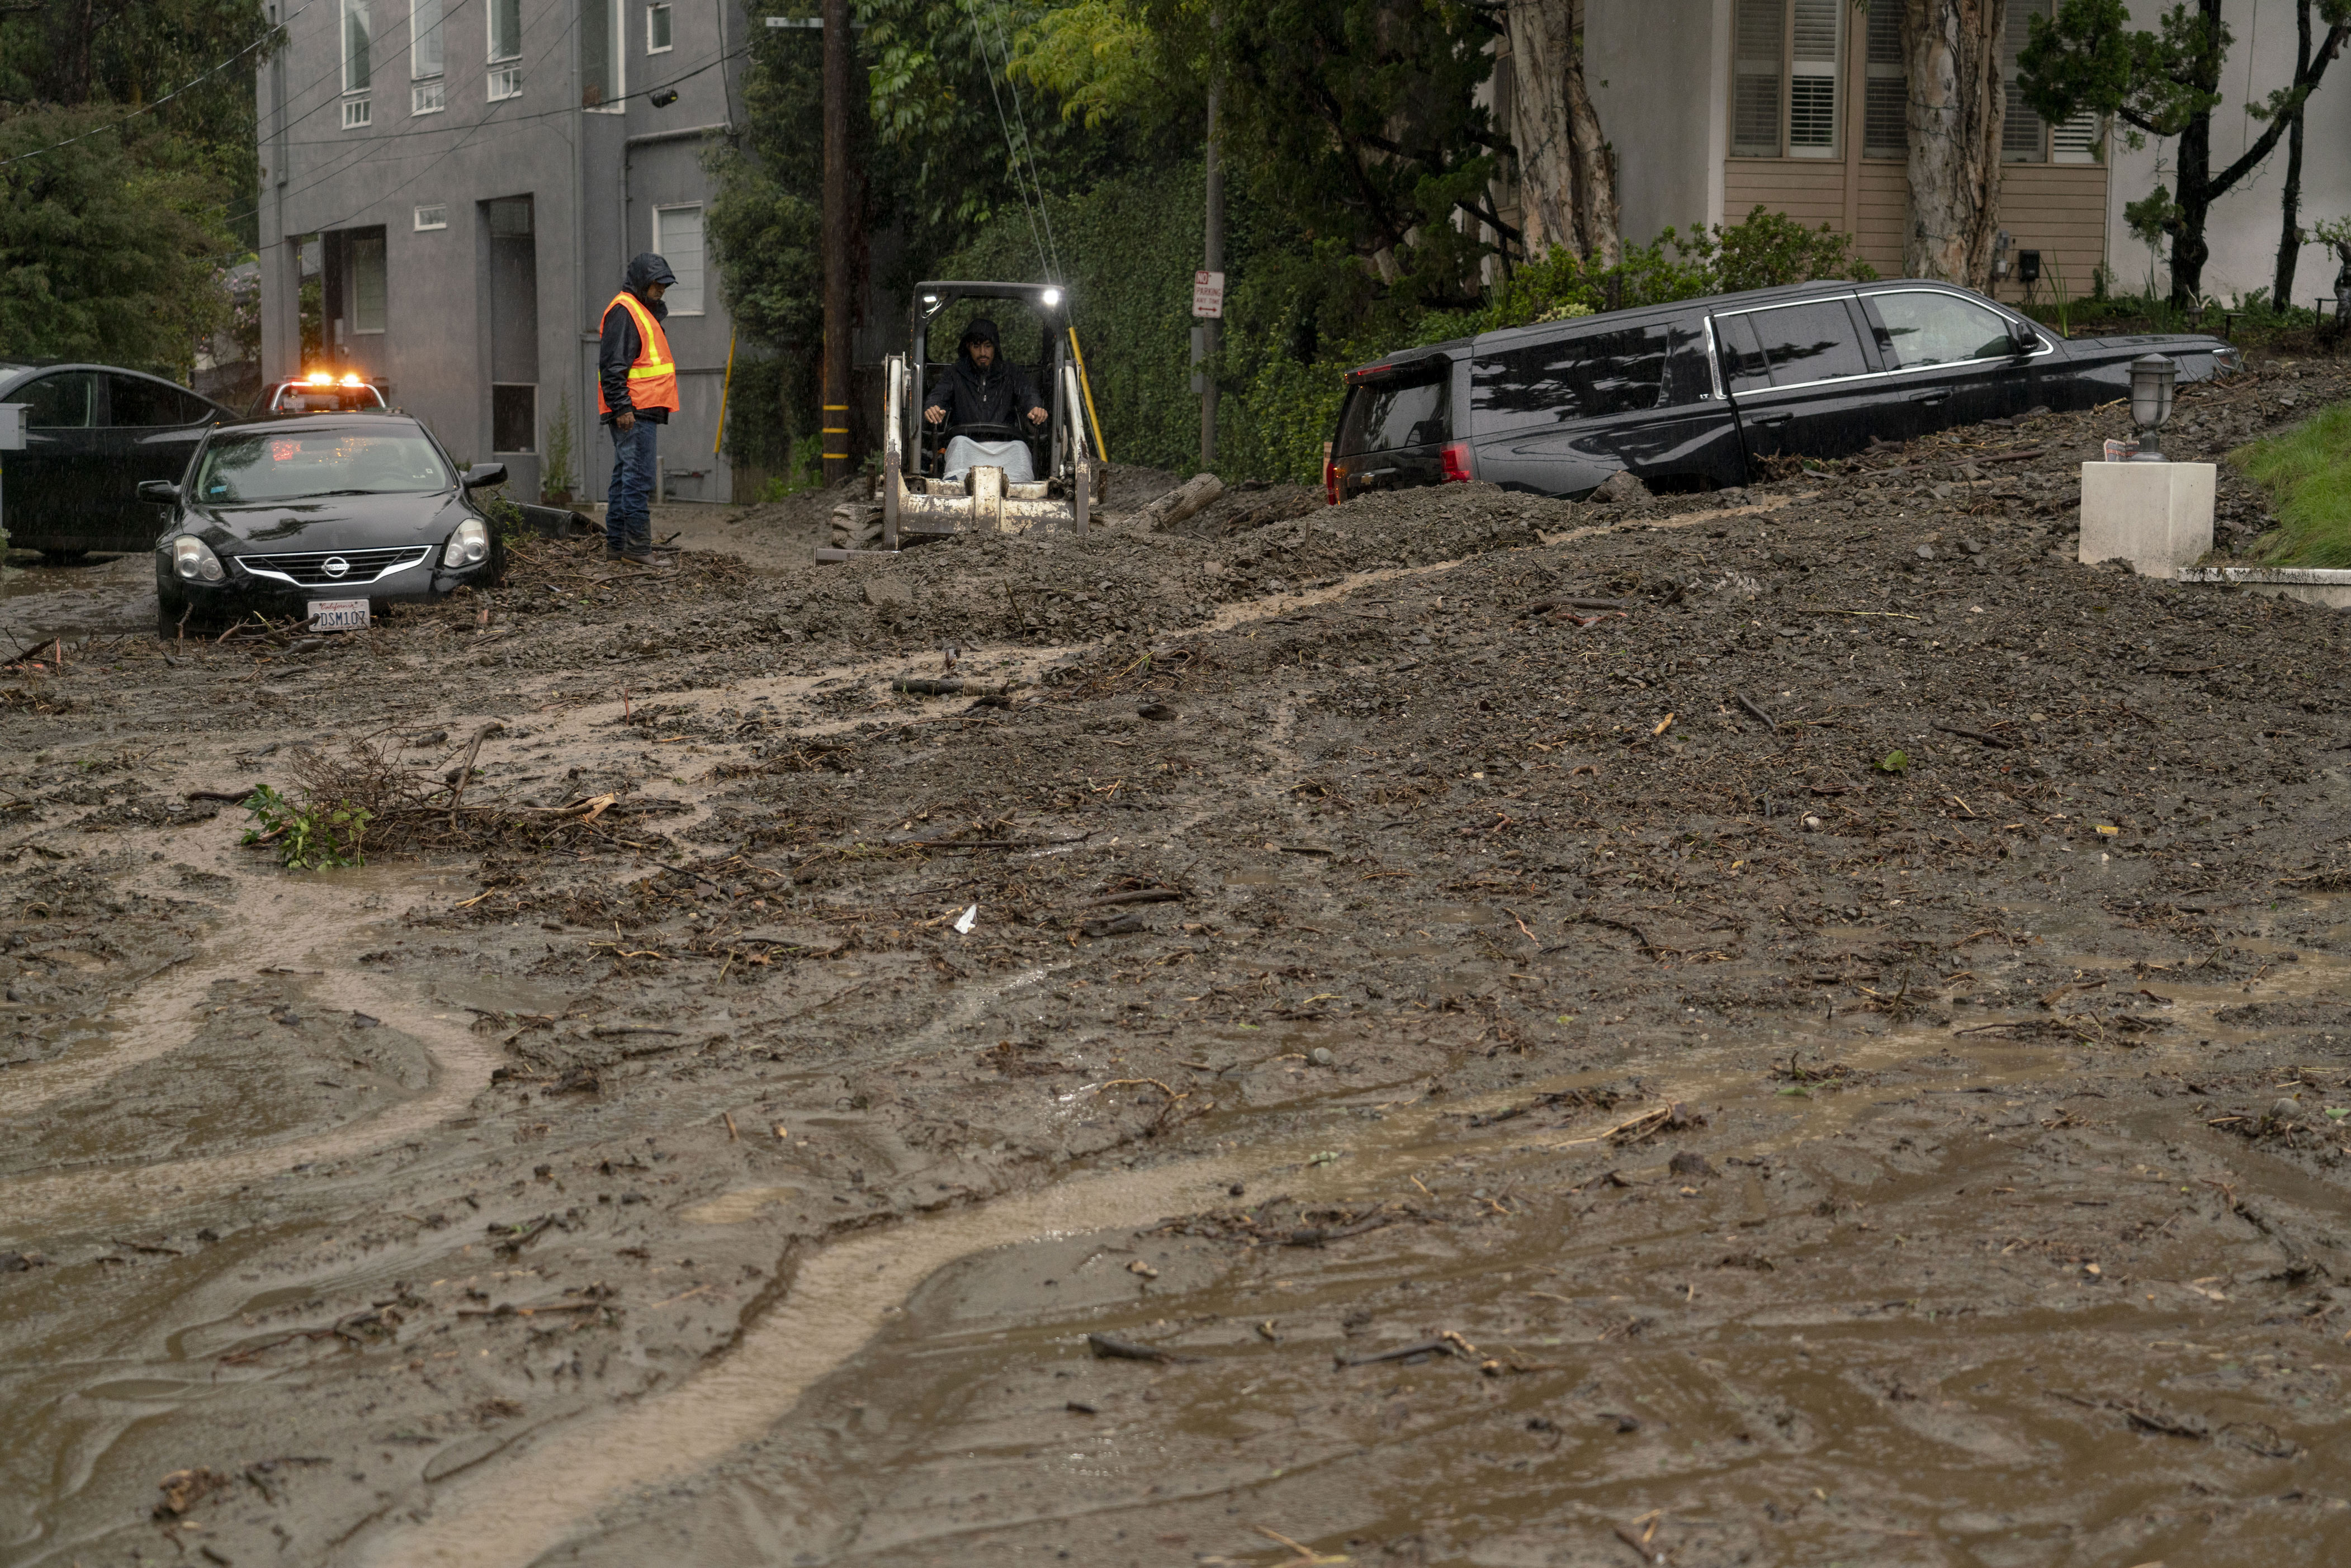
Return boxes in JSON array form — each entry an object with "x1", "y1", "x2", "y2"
[
  {"x1": 461, "y1": 463, "x2": 508, "y2": 490},
  {"x1": 2009, "y1": 319, "x2": 2040, "y2": 352},
  {"x1": 137, "y1": 480, "x2": 179, "y2": 503}
]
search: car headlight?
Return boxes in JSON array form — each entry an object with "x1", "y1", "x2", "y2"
[
  {"x1": 171, "y1": 535, "x2": 225, "y2": 583},
  {"x1": 444, "y1": 517, "x2": 491, "y2": 568}
]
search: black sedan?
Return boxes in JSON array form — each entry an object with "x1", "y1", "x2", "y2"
[
  {"x1": 0, "y1": 363, "x2": 235, "y2": 556},
  {"x1": 149, "y1": 414, "x2": 506, "y2": 636},
  {"x1": 1326, "y1": 280, "x2": 2243, "y2": 501}
]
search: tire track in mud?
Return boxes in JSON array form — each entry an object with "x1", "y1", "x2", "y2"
[
  {"x1": 341, "y1": 1002, "x2": 2056, "y2": 1568},
  {"x1": 0, "y1": 869, "x2": 502, "y2": 1240}
]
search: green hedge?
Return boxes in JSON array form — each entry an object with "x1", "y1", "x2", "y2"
[{"x1": 938, "y1": 167, "x2": 1207, "y2": 474}]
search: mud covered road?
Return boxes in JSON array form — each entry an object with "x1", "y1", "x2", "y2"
[{"x1": 8, "y1": 364, "x2": 2351, "y2": 1566}]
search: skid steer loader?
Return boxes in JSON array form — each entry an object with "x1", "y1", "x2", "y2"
[{"x1": 817, "y1": 281, "x2": 1106, "y2": 561}]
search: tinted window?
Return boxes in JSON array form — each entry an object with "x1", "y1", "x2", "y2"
[
  {"x1": 1870, "y1": 291, "x2": 2015, "y2": 366},
  {"x1": 1740, "y1": 300, "x2": 1874, "y2": 385},
  {"x1": 1716, "y1": 314, "x2": 1772, "y2": 393},
  {"x1": 110, "y1": 373, "x2": 214, "y2": 427},
  {"x1": 1473, "y1": 320, "x2": 1701, "y2": 427},
  {"x1": 193, "y1": 430, "x2": 454, "y2": 503},
  {"x1": 16, "y1": 371, "x2": 98, "y2": 428},
  {"x1": 1337, "y1": 370, "x2": 1449, "y2": 456}
]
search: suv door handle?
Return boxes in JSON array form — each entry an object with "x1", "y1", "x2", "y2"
[
  {"x1": 1752, "y1": 413, "x2": 1792, "y2": 427},
  {"x1": 1909, "y1": 391, "x2": 1949, "y2": 405}
]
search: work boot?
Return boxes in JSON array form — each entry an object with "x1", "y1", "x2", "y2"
[{"x1": 617, "y1": 546, "x2": 665, "y2": 567}]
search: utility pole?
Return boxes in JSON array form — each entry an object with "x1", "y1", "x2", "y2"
[
  {"x1": 820, "y1": 0, "x2": 850, "y2": 485},
  {"x1": 1200, "y1": 29, "x2": 1221, "y2": 469}
]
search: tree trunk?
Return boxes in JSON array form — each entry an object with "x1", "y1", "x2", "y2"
[
  {"x1": 1901, "y1": 0, "x2": 2006, "y2": 288},
  {"x1": 2274, "y1": 0, "x2": 2314, "y2": 311},
  {"x1": 1506, "y1": 0, "x2": 1619, "y2": 265}
]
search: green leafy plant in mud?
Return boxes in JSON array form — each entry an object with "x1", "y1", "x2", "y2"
[
  {"x1": 239, "y1": 785, "x2": 372, "y2": 870},
  {"x1": 1875, "y1": 749, "x2": 1910, "y2": 775},
  {"x1": 2234, "y1": 400, "x2": 2351, "y2": 567}
]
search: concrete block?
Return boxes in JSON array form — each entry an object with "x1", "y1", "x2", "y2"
[{"x1": 2078, "y1": 461, "x2": 2214, "y2": 576}]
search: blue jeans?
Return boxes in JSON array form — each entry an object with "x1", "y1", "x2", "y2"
[{"x1": 605, "y1": 417, "x2": 657, "y2": 549}]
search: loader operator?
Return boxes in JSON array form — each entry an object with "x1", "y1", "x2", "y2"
[{"x1": 922, "y1": 318, "x2": 1047, "y2": 484}]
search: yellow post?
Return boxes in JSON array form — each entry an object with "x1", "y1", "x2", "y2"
[
  {"x1": 1067, "y1": 325, "x2": 1109, "y2": 463},
  {"x1": 713, "y1": 334, "x2": 735, "y2": 458}
]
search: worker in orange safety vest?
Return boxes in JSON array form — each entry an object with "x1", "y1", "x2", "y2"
[{"x1": 598, "y1": 252, "x2": 680, "y2": 565}]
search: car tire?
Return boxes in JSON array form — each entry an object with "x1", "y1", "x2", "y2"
[
  {"x1": 829, "y1": 502, "x2": 885, "y2": 552},
  {"x1": 155, "y1": 591, "x2": 196, "y2": 641}
]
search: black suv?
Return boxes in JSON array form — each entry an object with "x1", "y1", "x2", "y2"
[{"x1": 1324, "y1": 280, "x2": 2241, "y2": 503}]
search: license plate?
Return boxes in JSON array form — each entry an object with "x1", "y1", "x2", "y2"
[{"x1": 307, "y1": 598, "x2": 370, "y2": 631}]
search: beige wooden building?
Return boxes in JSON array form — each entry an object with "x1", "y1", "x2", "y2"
[{"x1": 1488, "y1": 0, "x2": 2110, "y2": 305}]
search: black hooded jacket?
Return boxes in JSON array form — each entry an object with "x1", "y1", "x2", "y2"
[
  {"x1": 922, "y1": 318, "x2": 1044, "y2": 430},
  {"x1": 599, "y1": 253, "x2": 679, "y2": 425}
]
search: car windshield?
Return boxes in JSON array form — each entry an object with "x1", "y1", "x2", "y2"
[{"x1": 193, "y1": 430, "x2": 453, "y2": 503}]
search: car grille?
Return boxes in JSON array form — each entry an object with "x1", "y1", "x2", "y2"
[{"x1": 232, "y1": 546, "x2": 434, "y2": 587}]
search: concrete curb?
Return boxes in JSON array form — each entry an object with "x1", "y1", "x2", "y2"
[{"x1": 2177, "y1": 565, "x2": 2351, "y2": 609}]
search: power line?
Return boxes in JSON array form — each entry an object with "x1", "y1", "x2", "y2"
[
  {"x1": 0, "y1": 1, "x2": 317, "y2": 168},
  {"x1": 964, "y1": 0, "x2": 1050, "y2": 282},
  {"x1": 983, "y1": 3, "x2": 1061, "y2": 283}
]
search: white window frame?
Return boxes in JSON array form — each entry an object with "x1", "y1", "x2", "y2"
[
  {"x1": 652, "y1": 202, "x2": 706, "y2": 315},
  {"x1": 646, "y1": 1, "x2": 673, "y2": 53},
  {"x1": 340, "y1": 0, "x2": 373, "y2": 94},
  {"x1": 1786, "y1": 0, "x2": 1842, "y2": 159},
  {"x1": 411, "y1": 0, "x2": 444, "y2": 81},
  {"x1": 488, "y1": 64, "x2": 522, "y2": 100},
  {"x1": 341, "y1": 96, "x2": 372, "y2": 129},
  {"x1": 411, "y1": 78, "x2": 445, "y2": 113},
  {"x1": 581, "y1": 0, "x2": 625, "y2": 111},
  {"x1": 414, "y1": 203, "x2": 448, "y2": 230}
]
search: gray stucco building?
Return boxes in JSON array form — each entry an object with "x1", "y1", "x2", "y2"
[{"x1": 255, "y1": 0, "x2": 752, "y2": 503}]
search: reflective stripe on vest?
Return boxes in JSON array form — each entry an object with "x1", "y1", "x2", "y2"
[{"x1": 599, "y1": 291, "x2": 680, "y2": 415}]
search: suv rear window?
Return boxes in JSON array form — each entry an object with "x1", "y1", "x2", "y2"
[
  {"x1": 1336, "y1": 367, "x2": 1450, "y2": 457},
  {"x1": 1470, "y1": 319, "x2": 1711, "y2": 429},
  {"x1": 1718, "y1": 299, "x2": 1874, "y2": 391}
]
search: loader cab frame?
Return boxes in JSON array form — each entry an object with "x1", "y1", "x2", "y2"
[{"x1": 906, "y1": 281, "x2": 1080, "y2": 483}]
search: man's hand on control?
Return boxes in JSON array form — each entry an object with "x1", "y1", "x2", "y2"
[
  {"x1": 614, "y1": 410, "x2": 636, "y2": 433},
  {"x1": 1026, "y1": 406, "x2": 1047, "y2": 425},
  {"x1": 924, "y1": 405, "x2": 945, "y2": 425}
]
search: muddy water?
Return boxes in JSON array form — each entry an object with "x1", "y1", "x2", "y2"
[
  {"x1": 0, "y1": 552, "x2": 153, "y2": 639},
  {"x1": 346, "y1": 950, "x2": 2351, "y2": 1567}
]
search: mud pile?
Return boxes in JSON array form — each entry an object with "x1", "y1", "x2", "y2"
[{"x1": 4, "y1": 361, "x2": 2351, "y2": 1567}]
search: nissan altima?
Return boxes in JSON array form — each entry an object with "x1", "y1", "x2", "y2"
[{"x1": 148, "y1": 414, "x2": 506, "y2": 636}]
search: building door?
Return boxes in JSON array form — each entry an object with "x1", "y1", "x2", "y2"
[{"x1": 485, "y1": 195, "x2": 540, "y2": 494}]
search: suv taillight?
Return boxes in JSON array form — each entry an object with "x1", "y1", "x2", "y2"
[
  {"x1": 1440, "y1": 439, "x2": 1473, "y2": 483},
  {"x1": 1324, "y1": 440, "x2": 1341, "y2": 505}
]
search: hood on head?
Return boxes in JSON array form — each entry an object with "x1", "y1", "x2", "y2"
[
  {"x1": 958, "y1": 317, "x2": 1000, "y2": 366},
  {"x1": 627, "y1": 252, "x2": 678, "y2": 297}
]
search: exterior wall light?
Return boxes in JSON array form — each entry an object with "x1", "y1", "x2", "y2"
[{"x1": 2129, "y1": 353, "x2": 2177, "y2": 461}]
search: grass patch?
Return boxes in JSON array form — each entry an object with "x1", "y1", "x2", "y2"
[{"x1": 2234, "y1": 400, "x2": 2351, "y2": 567}]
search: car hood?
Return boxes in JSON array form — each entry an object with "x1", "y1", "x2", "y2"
[{"x1": 186, "y1": 490, "x2": 473, "y2": 549}]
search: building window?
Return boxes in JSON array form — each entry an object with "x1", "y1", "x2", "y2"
[
  {"x1": 654, "y1": 205, "x2": 704, "y2": 314},
  {"x1": 1862, "y1": 0, "x2": 1905, "y2": 159},
  {"x1": 412, "y1": 0, "x2": 443, "y2": 79},
  {"x1": 1731, "y1": 0, "x2": 1782, "y2": 157},
  {"x1": 341, "y1": 0, "x2": 372, "y2": 93},
  {"x1": 486, "y1": 0, "x2": 521, "y2": 98},
  {"x1": 353, "y1": 233, "x2": 387, "y2": 333},
  {"x1": 2052, "y1": 109, "x2": 2103, "y2": 163},
  {"x1": 413, "y1": 78, "x2": 444, "y2": 113},
  {"x1": 415, "y1": 203, "x2": 448, "y2": 230},
  {"x1": 646, "y1": 1, "x2": 671, "y2": 52},
  {"x1": 493, "y1": 384, "x2": 537, "y2": 452},
  {"x1": 1731, "y1": 0, "x2": 1842, "y2": 158},
  {"x1": 2003, "y1": 0, "x2": 2047, "y2": 162},
  {"x1": 581, "y1": 0, "x2": 621, "y2": 108},
  {"x1": 341, "y1": 96, "x2": 372, "y2": 128}
]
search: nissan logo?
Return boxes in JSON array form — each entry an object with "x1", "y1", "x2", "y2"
[{"x1": 322, "y1": 556, "x2": 350, "y2": 579}]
